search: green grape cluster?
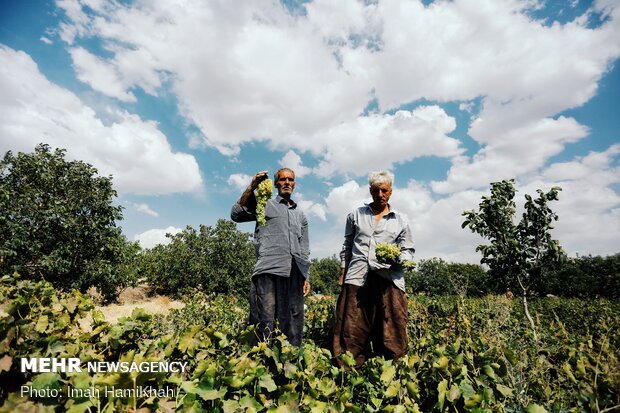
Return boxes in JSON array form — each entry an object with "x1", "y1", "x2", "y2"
[
  {"x1": 255, "y1": 178, "x2": 273, "y2": 226},
  {"x1": 375, "y1": 243, "x2": 401, "y2": 262},
  {"x1": 375, "y1": 242, "x2": 416, "y2": 269}
]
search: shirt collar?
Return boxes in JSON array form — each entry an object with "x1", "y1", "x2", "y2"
[
  {"x1": 364, "y1": 203, "x2": 396, "y2": 217},
  {"x1": 276, "y1": 195, "x2": 297, "y2": 208}
]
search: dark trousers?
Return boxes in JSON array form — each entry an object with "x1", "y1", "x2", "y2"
[
  {"x1": 332, "y1": 273, "x2": 408, "y2": 368},
  {"x1": 249, "y1": 261, "x2": 305, "y2": 346}
]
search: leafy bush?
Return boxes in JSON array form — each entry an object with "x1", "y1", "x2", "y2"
[
  {"x1": 141, "y1": 219, "x2": 255, "y2": 298},
  {"x1": 0, "y1": 144, "x2": 135, "y2": 302},
  {"x1": 308, "y1": 255, "x2": 341, "y2": 296},
  {"x1": 540, "y1": 253, "x2": 620, "y2": 298},
  {"x1": 407, "y1": 258, "x2": 489, "y2": 297}
]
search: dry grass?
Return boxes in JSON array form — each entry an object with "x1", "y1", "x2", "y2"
[
  {"x1": 96, "y1": 295, "x2": 185, "y2": 324},
  {"x1": 78, "y1": 286, "x2": 185, "y2": 330}
]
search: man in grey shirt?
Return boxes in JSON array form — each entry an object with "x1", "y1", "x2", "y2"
[
  {"x1": 231, "y1": 168, "x2": 310, "y2": 346},
  {"x1": 333, "y1": 170, "x2": 414, "y2": 367}
]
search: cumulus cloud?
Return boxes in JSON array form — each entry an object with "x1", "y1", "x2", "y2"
[
  {"x1": 324, "y1": 180, "x2": 370, "y2": 222},
  {"x1": 134, "y1": 226, "x2": 182, "y2": 249},
  {"x1": 53, "y1": 0, "x2": 620, "y2": 184},
  {"x1": 295, "y1": 192, "x2": 328, "y2": 221},
  {"x1": 43, "y1": 0, "x2": 620, "y2": 259},
  {"x1": 432, "y1": 116, "x2": 590, "y2": 193},
  {"x1": 133, "y1": 203, "x2": 159, "y2": 217},
  {"x1": 69, "y1": 47, "x2": 136, "y2": 102},
  {"x1": 534, "y1": 145, "x2": 620, "y2": 256},
  {"x1": 279, "y1": 150, "x2": 311, "y2": 177},
  {"x1": 0, "y1": 45, "x2": 202, "y2": 195},
  {"x1": 227, "y1": 173, "x2": 252, "y2": 191},
  {"x1": 313, "y1": 106, "x2": 462, "y2": 177}
]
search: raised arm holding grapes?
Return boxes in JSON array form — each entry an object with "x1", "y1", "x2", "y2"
[{"x1": 231, "y1": 169, "x2": 311, "y2": 346}]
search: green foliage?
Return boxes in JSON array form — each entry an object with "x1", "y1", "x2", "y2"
[
  {"x1": 407, "y1": 258, "x2": 489, "y2": 297},
  {"x1": 0, "y1": 144, "x2": 134, "y2": 302},
  {"x1": 141, "y1": 219, "x2": 255, "y2": 297},
  {"x1": 539, "y1": 253, "x2": 620, "y2": 298},
  {"x1": 1, "y1": 275, "x2": 620, "y2": 411},
  {"x1": 308, "y1": 255, "x2": 340, "y2": 296},
  {"x1": 462, "y1": 179, "x2": 565, "y2": 295}
]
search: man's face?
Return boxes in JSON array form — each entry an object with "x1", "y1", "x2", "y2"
[
  {"x1": 370, "y1": 182, "x2": 392, "y2": 207},
  {"x1": 275, "y1": 169, "x2": 295, "y2": 197}
]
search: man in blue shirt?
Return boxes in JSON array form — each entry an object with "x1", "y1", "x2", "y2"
[{"x1": 231, "y1": 169, "x2": 311, "y2": 346}]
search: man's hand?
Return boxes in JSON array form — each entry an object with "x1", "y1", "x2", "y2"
[
  {"x1": 303, "y1": 281, "x2": 311, "y2": 297},
  {"x1": 239, "y1": 171, "x2": 268, "y2": 206},
  {"x1": 250, "y1": 170, "x2": 269, "y2": 190}
]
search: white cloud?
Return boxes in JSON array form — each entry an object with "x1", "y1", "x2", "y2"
[
  {"x1": 432, "y1": 116, "x2": 589, "y2": 193},
  {"x1": 133, "y1": 203, "x2": 159, "y2": 217},
  {"x1": 40, "y1": 36, "x2": 53, "y2": 44},
  {"x1": 324, "y1": 180, "x2": 370, "y2": 223},
  {"x1": 534, "y1": 145, "x2": 620, "y2": 256},
  {"x1": 44, "y1": 0, "x2": 620, "y2": 260},
  {"x1": 295, "y1": 191, "x2": 328, "y2": 222},
  {"x1": 279, "y1": 150, "x2": 311, "y2": 177},
  {"x1": 53, "y1": 0, "x2": 620, "y2": 184},
  {"x1": 313, "y1": 106, "x2": 462, "y2": 177},
  {"x1": 227, "y1": 173, "x2": 252, "y2": 191},
  {"x1": 69, "y1": 47, "x2": 136, "y2": 102},
  {"x1": 0, "y1": 45, "x2": 203, "y2": 195},
  {"x1": 134, "y1": 226, "x2": 182, "y2": 249}
]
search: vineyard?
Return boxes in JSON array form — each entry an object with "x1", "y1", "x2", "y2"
[{"x1": 1, "y1": 273, "x2": 618, "y2": 412}]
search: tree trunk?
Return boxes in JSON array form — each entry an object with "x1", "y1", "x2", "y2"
[{"x1": 518, "y1": 275, "x2": 538, "y2": 342}]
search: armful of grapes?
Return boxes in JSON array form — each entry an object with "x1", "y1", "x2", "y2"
[{"x1": 375, "y1": 242, "x2": 416, "y2": 270}]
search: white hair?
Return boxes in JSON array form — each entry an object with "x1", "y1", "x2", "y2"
[{"x1": 368, "y1": 170, "x2": 394, "y2": 187}]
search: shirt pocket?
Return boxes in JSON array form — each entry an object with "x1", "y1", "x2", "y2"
[{"x1": 377, "y1": 226, "x2": 400, "y2": 244}]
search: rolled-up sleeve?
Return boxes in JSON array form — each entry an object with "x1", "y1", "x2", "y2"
[{"x1": 231, "y1": 202, "x2": 256, "y2": 223}]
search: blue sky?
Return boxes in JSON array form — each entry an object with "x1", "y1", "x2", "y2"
[{"x1": 1, "y1": 0, "x2": 619, "y2": 262}]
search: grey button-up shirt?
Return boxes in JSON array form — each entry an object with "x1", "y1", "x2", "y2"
[
  {"x1": 231, "y1": 195, "x2": 310, "y2": 279},
  {"x1": 340, "y1": 204, "x2": 415, "y2": 292}
]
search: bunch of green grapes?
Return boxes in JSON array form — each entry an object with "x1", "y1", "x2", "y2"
[
  {"x1": 375, "y1": 243, "x2": 401, "y2": 262},
  {"x1": 375, "y1": 242, "x2": 416, "y2": 269},
  {"x1": 255, "y1": 178, "x2": 273, "y2": 226}
]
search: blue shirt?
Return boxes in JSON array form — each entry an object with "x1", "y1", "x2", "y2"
[
  {"x1": 340, "y1": 204, "x2": 415, "y2": 292},
  {"x1": 231, "y1": 195, "x2": 310, "y2": 279}
]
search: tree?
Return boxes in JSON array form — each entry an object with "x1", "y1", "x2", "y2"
[
  {"x1": 462, "y1": 179, "x2": 565, "y2": 341},
  {"x1": 406, "y1": 258, "x2": 488, "y2": 296},
  {"x1": 0, "y1": 144, "x2": 131, "y2": 300},
  {"x1": 142, "y1": 219, "x2": 255, "y2": 297},
  {"x1": 541, "y1": 253, "x2": 620, "y2": 298},
  {"x1": 308, "y1": 256, "x2": 341, "y2": 296}
]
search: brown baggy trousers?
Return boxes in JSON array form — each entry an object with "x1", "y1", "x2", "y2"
[{"x1": 332, "y1": 273, "x2": 408, "y2": 368}]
